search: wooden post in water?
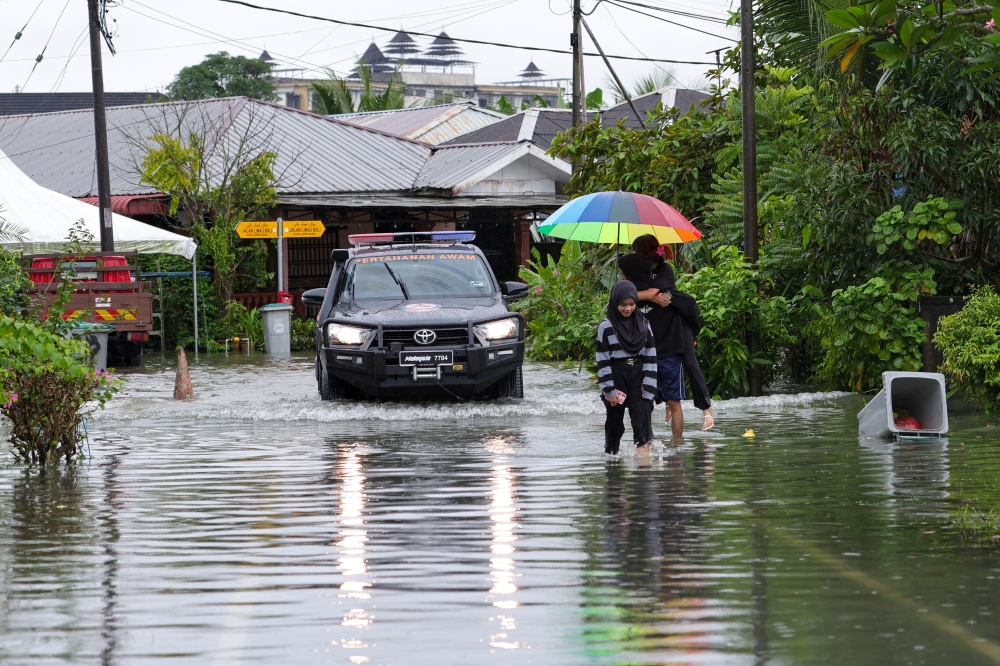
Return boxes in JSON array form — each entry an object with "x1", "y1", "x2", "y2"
[{"x1": 174, "y1": 347, "x2": 193, "y2": 400}]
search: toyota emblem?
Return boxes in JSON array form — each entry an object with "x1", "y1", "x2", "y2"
[{"x1": 413, "y1": 329, "x2": 437, "y2": 345}]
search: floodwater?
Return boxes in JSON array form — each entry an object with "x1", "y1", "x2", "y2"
[{"x1": 2, "y1": 354, "x2": 1000, "y2": 665}]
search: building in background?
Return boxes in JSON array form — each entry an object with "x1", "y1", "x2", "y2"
[{"x1": 270, "y1": 31, "x2": 567, "y2": 113}]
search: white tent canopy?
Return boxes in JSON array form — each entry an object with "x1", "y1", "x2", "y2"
[{"x1": 0, "y1": 147, "x2": 196, "y2": 260}]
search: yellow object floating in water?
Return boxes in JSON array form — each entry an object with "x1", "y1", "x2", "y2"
[{"x1": 743, "y1": 429, "x2": 755, "y2": 438}]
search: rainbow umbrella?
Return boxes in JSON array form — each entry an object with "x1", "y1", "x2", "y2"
[{"x1": 536, "y1": 191, "x2": 701, "y2": 245}]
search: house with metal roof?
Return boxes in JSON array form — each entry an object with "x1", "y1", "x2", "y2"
[
  {"x1": 442, "y1": 87, "x2": 717, "y2": 149},
  {"x1": 331, "y1": 103, "x2": 505, "y2": 145},
  {"x1": 0, "y1": 96, "x2": 570, "y2": 290}
]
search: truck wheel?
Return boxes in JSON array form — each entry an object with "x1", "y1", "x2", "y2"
[
  {"x1": 320, "y1": 369, "x2": 350, "y2": 401},
  {"x1": 488, "y1": 366, "x2": 524, "y2": 400}
]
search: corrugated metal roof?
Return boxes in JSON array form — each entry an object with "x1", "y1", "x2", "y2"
[
  {"x1": 280, "y1": 193, "x2": 568, "y2": 209},
  {"x1": 0, "y1": 92, "x2": 165, "y2": 116},
  {"x1": 441, "y1": 109, "x2": 573, "y2": 149},
  {"x1": 333, "y1": 103, "x2": 503, "y2": 145},
  {"x1": 0, "y1": 98, "x2": 431, "y2": 197},
  {"x1": 0, "y1": 97, "x2": 570, "y2": 202},
  {"x1": 415, "y1": 142, "x2": 570, "y2": 194}
]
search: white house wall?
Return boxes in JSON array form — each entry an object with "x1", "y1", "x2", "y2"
[{"x1": 460, "y1": 155, "x2": 558, "y2": 196}]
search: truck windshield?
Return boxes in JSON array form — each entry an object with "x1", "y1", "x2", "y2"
[{"x1": 343, "y1": 253, "x2": 495, "y2": 299}]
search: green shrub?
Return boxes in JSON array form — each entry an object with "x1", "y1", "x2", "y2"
[
  {"x1": 0, "y1": 317, "x2": 121, "y2": 464},
  {"x1": 678, "y1": 246, "x2": 795, "y2": 398},
  {"x1": 935, "y1": 286, "x2": 1000, "y2": 412},
  {"x1": 291, "y1": 316, "x2": 316, "y2": 352},
  {"x1": 512, "y1": 241, "x2": 611, "y2": 365},
  {"x1": 0, "y1": 247, "x2": 29, "y2": 316},
  {"x1": 810, "y1": 277, "x2": 926, "y2": 392}
]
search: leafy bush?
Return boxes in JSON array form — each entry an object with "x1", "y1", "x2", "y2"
[
  {"x1": 935, "y1": 286, "x2": 1000, "y2": 412},
  {"x1": 0, "y1": 317, "x2": 121, "y2": 464},
  {"x1": 869, "y1": 197, "x2": 963, "y2": 255},
  {"x1": 511, "y1": 241, "x2": 611, "y2": 365},
  {"x1": 0, "y1": 247, "x2": 29, "y2": 316},
  {"x1": 678, "y1": 246, "x2": 795, "y2": 398},
  {"x1": 291, "y1": 316, "x2": 317, "y2": 352},
  {"x1": 810, "y1": 277, "x2": 926, "y2": 392}
]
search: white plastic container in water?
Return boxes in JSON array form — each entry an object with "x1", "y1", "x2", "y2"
[{"x1": 858, "y1": 371, "x2": 949, "y2": 438}]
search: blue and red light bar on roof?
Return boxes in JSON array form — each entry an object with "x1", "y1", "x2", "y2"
[{"x1": 348, "y1": 231, "x2": 477, "y2": 246}]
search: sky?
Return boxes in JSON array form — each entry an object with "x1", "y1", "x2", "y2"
[{"x1": 0, "y1": 0, "x2": 738, "y2": 98}]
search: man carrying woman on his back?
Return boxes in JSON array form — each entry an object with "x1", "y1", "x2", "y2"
[{"x1": 618, "y1": 234, "x2": 714, "y2": 435}]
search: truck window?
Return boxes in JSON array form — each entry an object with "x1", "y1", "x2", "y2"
[{"x1": 343, "y1": 253, "x2": 495, "y2": 299}]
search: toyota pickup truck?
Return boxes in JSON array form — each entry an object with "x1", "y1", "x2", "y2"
[{"x1": 302, "y1": 231, "x2": 528, "y2": 400}]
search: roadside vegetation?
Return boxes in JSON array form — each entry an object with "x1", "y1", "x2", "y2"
[
  {"x1": 516, "y1": 10, "x2": 1000, "y2": 401},
  {"x1": 0, "y1": 222, "x2": 122, "y2": 465}
]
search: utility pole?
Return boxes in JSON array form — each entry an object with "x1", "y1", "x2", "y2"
[
  {"x1": 88, "y1": 0, "x2": 115, "y2": 252},
  {"x1": 741, "y1": 0, "x2": 761, "y2": 396},
  {"x1": 571, "y1": 0, "x2": 582, "y2": 131}
]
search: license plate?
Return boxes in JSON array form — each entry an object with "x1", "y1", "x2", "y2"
[{"x1": 399, "y1": 350, "x2": 453, "y2": 367}]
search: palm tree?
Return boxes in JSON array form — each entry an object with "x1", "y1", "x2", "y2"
[
  {"x1": 606, "y1": 67, "x2": 679, "y2": 104},
  {"x1": 311, "y1": 62, "x2": 409, "y2": 115},
  {"x1": 0, "y1": 211, "x2": 26, "y2": 243}
]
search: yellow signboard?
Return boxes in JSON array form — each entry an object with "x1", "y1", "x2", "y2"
[
  {"x1": 282, "y1": 220, "x2": 326, "y2": 238},
  {"x1": 235, "y1": 221, "x2": 278, "y2": 239}
]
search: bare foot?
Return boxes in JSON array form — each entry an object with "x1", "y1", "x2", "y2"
[{"x1": 702, "y1": 411, "x2": 715, "y2": 430}]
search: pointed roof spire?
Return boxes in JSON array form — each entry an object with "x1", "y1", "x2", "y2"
[
  {"x1": 385, "y1": 30, "x2": 420, "y2": 59},
  {"x1": 258, "y1": 50, "x2": 275, "y2": 69},
  {"x1": 353, "y1": 42, "x2": 393, "y2": 77},
  {"x1": 425, "y1": 31, "x2": 462, "y2": 59},
  {"x1": 520, "y1": 60, "x2": 543, "y2": 79}
]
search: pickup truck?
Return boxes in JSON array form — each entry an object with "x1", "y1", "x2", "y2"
[
  {"x1": 302, "y1": 231, "x2": 529, "y2": 400},
  {"x1": 23, "y1": 251, "x2": 152, "y2": 366}
]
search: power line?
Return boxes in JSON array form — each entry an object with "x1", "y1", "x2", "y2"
[
  {"x1": 1, "y1": 0, "x2": 47, "y2": 64},
  {"x1": 212, "y1": 0, "x2": 717, "y2": 65},
  {"x1": 605, "y1": 0, "x2": 737, "y2": 41},
  {"x1": 611, "y1": 0, "x2": 728, "y2": 24},
  {"x1": 21, "y1": 0, "x2": 72, "y2": 91}
]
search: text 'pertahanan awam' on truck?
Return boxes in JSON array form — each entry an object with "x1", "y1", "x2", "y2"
[
  {"x1": 302, "y1": 231, "x2": 529, "y2": 401},
  {"x1": 22, "y1": 251, "x2": 152, "y2": 366}
]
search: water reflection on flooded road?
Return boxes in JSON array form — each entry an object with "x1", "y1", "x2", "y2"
[{"x1": 3, "y1": 353, "x2": 1000, "y2": 664}]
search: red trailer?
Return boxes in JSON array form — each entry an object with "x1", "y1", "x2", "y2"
[{"x1": 23, "y1": 251, "x2": 153, "y2": 366}]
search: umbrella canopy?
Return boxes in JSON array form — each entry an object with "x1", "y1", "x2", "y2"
[
  {"x1": 536, "y1": 190, "x2": 701, "y2": 245},
  {"x1": 0, "y1": 148, "x2": 196, "y2": 260}
]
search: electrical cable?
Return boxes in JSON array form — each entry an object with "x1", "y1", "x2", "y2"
[
  {"x1": 211, "y1": 0, "x2": 717, "y2": 65},
  {"x1": 612, "y1": 0, "x2": 728, "y2": 23},
  {"x1": 605, "y1": 0, "x2": 737, "y2": 41},
  {"x1": 1, "y1": 0, "x2": 46, "y2": 63},
  {"x1": 21, "y1": 0, "x2": 72, "y2": 92}
]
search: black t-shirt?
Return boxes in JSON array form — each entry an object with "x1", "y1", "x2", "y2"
[{"x1": 619, "y1": 253, "x2": 685, "y2": 358}]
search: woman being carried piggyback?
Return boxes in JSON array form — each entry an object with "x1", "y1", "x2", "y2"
[{"x1": 596, "y1": 281, "x2": 658, "y2": 455}]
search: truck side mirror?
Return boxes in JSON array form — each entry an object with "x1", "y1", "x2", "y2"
[
  {"x1": 301, "y1": 288, "x2": 326, "y2": 307},
  {"x1": 503, "y1": 281, "x2": 529, "y2": 302},
  {"x1": 331, "y1": 249, "x2": 350, "y2": 262}
]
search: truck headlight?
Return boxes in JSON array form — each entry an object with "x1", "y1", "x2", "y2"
[
  {"x1": 327, "y1": 323, "x2": 374, "y2": 346},
  {"x1": 474, "y1": 317, "x2": 518, "y2": 341}
]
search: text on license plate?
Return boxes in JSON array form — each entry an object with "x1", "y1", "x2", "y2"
[{"x1": 399, "y1": 350, "x2": 453, "y2": 366}]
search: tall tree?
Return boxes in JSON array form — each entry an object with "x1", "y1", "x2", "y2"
[{"x1": 168, "y1": 52, "x2": 277, "y2": 101}]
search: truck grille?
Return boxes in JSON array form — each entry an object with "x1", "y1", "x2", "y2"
[{"x1": 382, "y1": 327, "x2": 470, "y2": 348}]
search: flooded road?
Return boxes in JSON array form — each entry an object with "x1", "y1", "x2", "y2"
[{"x1": 2, "y1": 353, "x2": 1000, "y2": 665}]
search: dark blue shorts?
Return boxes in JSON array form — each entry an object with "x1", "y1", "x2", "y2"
[{"x1": 657, "y1": 355, "x2": 685, "y2": 401}]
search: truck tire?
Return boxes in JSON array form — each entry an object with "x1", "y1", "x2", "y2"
[
  {"x1": 320, "y1": 369, "x2": 350, "y2": 401},
  {"x1": 487, "y1": 366, "x2": 523, "y2": 400}
]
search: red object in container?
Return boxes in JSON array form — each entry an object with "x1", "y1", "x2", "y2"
[
  {"x1": 29, "y1": 258, "x2": 55, "y2": 285},
  {"x1": 277, "y1": 290, "x2": 292, "y2": 306},
  {"x1": 894, "y1": 415, "x2": 922, "y2": 430},
  {"x1": 100, "y1": 255, "x2": 132, "y2": 283}
]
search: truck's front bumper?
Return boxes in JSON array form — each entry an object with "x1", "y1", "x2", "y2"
[{"x1": 322, "y1": 341, "x2": 524, "y2": 398}]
